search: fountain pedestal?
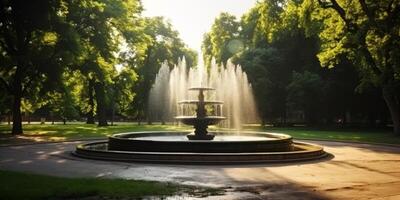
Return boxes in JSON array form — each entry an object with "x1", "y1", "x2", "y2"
[
  {"x1": 187, "y1": 121, "x2": 214, "y2": 140},
  {"x1": 176, "y1": 87, "x2": 225, "y2": 140}
]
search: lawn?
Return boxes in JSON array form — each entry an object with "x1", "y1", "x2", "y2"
[
  {"x1": 0, "y1": 123, "x2": 399, "y2": 145},
  {"x1": 0, "y1": 170, "x2": 220, "y2": 200},
  {"x1": 254, "y1": 126, "x2": 400, "y2": 145},
  {"x1": 0, "y1": 123, "x2": 191, "y2": 144}
]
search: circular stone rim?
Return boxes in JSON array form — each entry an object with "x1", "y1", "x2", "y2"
[
  {"x1": 107, "y1": 131, "x2": 293, "y2": 153},
  {"x1": 73, "y1": 131, "x2": 328, "y2": 164},
  {"x1": 110, "y1": 131, "x2": 292, "y2": 143}
]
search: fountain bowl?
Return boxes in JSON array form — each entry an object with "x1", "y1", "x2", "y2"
[
  {"x1": 73, "y1": 131, "x2": 327, "y2": 164},
  {"x1": 174, "y1": 116, "x2": 226, "y2": 126}
]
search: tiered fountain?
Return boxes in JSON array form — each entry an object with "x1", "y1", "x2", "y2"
[
  {"x1": 175, "y1": 87, "x2": 225, "y2": 140},
  {"x1": 74, "y1": 59, "x2": 327, "y2": 164},
  {"x1": 74, "y1": 89, "x2": 327, "y2": 163}
]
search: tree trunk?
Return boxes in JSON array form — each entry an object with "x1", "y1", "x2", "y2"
[
  {"x1": 382, "y1": 86, "x2": 400, "y2": 135},
  {"x1": 94, "y1": 82, "x2": 108, "y2": 126},
  {"x1": 111, "y1": 95, "x2": 115, "y2": 126},
  {"x1": 11, "y1": 68, "x2": 23, "y2": 135},
  {"x1": 111, "y1": 108, "x2": 114, "y2": 126},
  {"x1": 11, "y1": 92, "x2": 23, "y2": 134},
  {"x1": 86, "y1": 78, "x2": 95, "y2": 124},
  {"x1": 138, "y1": 112, "x2": 142, "y2": 125}
]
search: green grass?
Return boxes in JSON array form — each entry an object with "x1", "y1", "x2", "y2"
[
  {"x1": 0, "y1": 123, "x2": 191, "y2": 144},
  {"x1": 252, "y1": 126, "x2": 400, "y2": 145},
  {"x1": 0, "y1": 170, "x2": 182, "y2": 200},
  {"x1": 0, "y1": 123, "x2": 399, "y2": 145}
]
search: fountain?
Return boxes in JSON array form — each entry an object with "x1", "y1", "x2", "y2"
[
  {"x1": 176, "y1": 86, "x2": 226, "y2": 140},
  {"x1": 73, "y1": 59, "x2": 327, "y2": 164},
  {"x1": 148, "y1": 58, "x2": 259, "y2": 129}
]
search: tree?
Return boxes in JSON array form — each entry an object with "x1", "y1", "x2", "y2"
[
  {"x1": 301, "y1": 0, "x2": 400, "y2": 134},
  {"x1": 46, "y1": 89, "x2": 79, "y2": 125},
  {"x1": 111, "y1": 67, "x2": 138, "y2": 119},
  {"x1": 0, "y1": 90, "x2": 12, "y2": 124},
  {"x1": 233, "y1": 0, "x2": 320, "y2": 125},
  {"x1": 202, "y1": 13, "x2": 240, "y2": 67},
  {"x1": 131, "y1": 17, "x2": 197, "y2": 123},
  {"x1": 287, "y1": 71, "x2": 323, "y2": 125},
  {"x1": 235, "y1": 47, "x2": 286, "y2": 124},
  {"x1": 65, "y1": 0, "x2": 142, "y2": 126},
  {"x1": 0, "y1": 0, "x2": 79, "y2": 134}
]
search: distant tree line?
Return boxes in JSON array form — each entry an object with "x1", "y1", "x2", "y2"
[
  {"x1": 0, "y1": 0, "x2": 196, "y2": 134},
  {"x1": 202, "y1": 0, "x2": 399, "y2": 134}
]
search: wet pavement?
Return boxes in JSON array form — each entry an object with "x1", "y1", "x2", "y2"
[{"x1": 1, "y1": 140, "x2": 400, "y2": 199}]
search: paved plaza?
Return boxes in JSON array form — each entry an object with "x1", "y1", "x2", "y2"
[{"x1": 1, "y1": 140, "x2": 400, "y2": 199}]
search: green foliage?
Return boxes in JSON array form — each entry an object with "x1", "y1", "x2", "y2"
[
  {"x1": 0, "y1": 90, "x2": 11, "y2": 116},
  {"x1": 132, "y1": 17, "x2": 197, "y2": 120},
  {"x1": 0, "y1": 0, "x2": 82, "y2": 134},
  {"x1": 202, "y1": 0, "x2": 390, "y2": 128},
  {"x1": 299, "y1": 0, "x2": 400, "y2": 134},
  {"x1": 202, "y1": 12, "x2": 240, "y2": 67},
  {"x1": 63, "y1": 0, "x2": 143, "y2": 125},
  {"x1": 2, "y1": 0, "x2": 396, "y2": 133},
  {"x1": 0, "y1": 0, "x2": 194, "y2": 129},
  {"x1": 287, "y1": 71, "x2": 323, "y2": 124},
  {"x1": 235, "y1": 47, "x2": 286, "y2": 122},
  {"x1": 111, "y1": 67, "x2": 138, "y2": 117}
]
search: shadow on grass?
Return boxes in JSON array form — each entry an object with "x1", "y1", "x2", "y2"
[{"x1": 0, "y1": 123, "x2": 191, "y2": 145}]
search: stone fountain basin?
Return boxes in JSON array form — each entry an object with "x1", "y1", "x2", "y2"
[
  {"x1": 174, "y1": 116, "x2": 226, "y2": 126},
  {"x1": 73, "y1": 131, "x2": 327, "y2": 164},
  {"x1": 108, "y1": 131, "x2": 292, "y2": 153}
]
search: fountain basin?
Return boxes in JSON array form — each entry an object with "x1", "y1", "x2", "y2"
[
  {"x1": 109, "y1": 131, "x2": 292, "y2": 153},
  {"x1": 73, "y1": 131, "x2": 327, "y2": 164}
]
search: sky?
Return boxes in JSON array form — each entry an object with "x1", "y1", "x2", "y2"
[{"x1": 142, "y1": 0, "x2": 257, "y2": 53}]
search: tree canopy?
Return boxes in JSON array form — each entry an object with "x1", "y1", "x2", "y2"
[
  {"x1": 0, "y1": 0, "x2": 196, "y2": 134},
  {"x1": 202, "y1": 0, "x2": 396, "y2": 132},
  {"x1": 1, "y1": 0, "x2": 398, "y2": 135}
]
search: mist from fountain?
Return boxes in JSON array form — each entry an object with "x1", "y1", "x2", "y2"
[{"x1": 148, "y1": 58, "x2": 259, "y2": 129}]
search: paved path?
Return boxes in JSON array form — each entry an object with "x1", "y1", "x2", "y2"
[{"x1": 1, "y1": 140, "x2": 400, "y2": 200}]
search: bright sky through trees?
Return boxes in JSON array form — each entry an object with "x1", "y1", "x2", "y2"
[{"x1": 142, "y1": 0, "x2": 257, "y2": 52}]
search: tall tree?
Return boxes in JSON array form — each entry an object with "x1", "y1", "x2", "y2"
[
  {"x1": 0, "y1": 0, "x2": 79, "y2": 134},
  {"x1": 301, "y1": 0, "x2": 400, "y2": 134},
  {"x1": 235, "y1": 0, "x2": 320, "y2": 124},
  {"x1": 65, "y1": 0, "x2": 142, "y2": 126}
]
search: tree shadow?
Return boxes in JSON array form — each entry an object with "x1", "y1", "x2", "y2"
[{"x1": 214, "y1": 167, "x2": 333, "y2": 200}]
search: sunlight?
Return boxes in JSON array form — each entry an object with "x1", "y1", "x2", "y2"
[{"x1": 142, "y1": 0, "x2": 256, "y2": 52}]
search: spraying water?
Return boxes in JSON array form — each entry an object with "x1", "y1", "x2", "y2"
[{"x1": 148, "y1": 58, "x2": 259, "y2": 129}]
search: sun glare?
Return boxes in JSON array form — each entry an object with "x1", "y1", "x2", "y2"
[{"x1": 142, "y1": 0, "x2": 257, "y2": 52}]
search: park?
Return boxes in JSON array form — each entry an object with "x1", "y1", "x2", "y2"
[{"x1": 1, "y1": 0, "x2": 400, "y2": 199}]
